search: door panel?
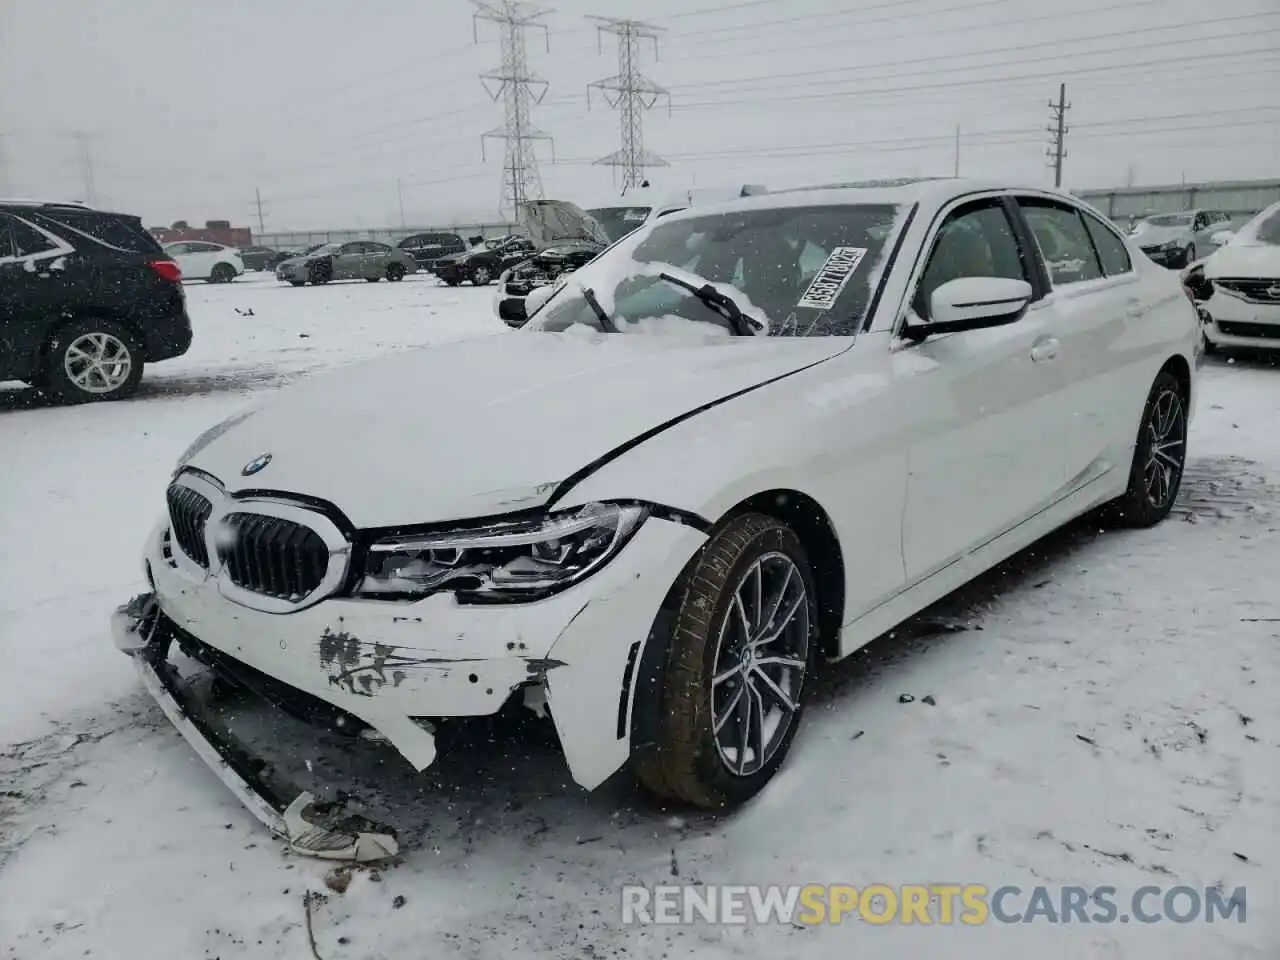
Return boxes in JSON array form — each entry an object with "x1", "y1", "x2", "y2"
[
  {"x1": 899, "y1": 196, "x2": 1071, "y2": 580},
  {"x1": 901, "y1": 308, "x2": 1069, "y2": 579},
  {"x1": 1017, "y1": 199, "x2": 1134, "y2": 488}
]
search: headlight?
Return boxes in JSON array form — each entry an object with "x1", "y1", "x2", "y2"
[{"x1": 356, "y1": 502, "x2": 648, "y2": 603}]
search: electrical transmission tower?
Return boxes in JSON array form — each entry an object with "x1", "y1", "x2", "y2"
[
  {"x1": 472, "y1": 0, "x2": 554, "y2": 214},
  {"x1": 1046, "y1": 83, "x2": 1071, "y2": 188},
  {"x1": 587, "y1": 16, "x2": 669, "y2": 192}
]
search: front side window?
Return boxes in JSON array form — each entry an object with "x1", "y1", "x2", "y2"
[
  {"x1": 1019, "y1": 200, "x2": 1104, "y2": 285},
  {"x1": 529, "y1": 202, "x2": 907, "y2": 338},
  {"x1": 912, "y1": 200, "x2": 1028, "y2": 322},
  {"x1": 1082, "y1": 213, "x2": 1133, "y2": 277}
]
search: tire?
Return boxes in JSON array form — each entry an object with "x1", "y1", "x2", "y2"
[
  {"x1": 444, "y1": 278, "x2": 461, "y2": 287},
  {"x1": 366, "y1": 276, "x2": 381, "y2": 283},
  {"x1": 211, "y1": 262, "x2": 236, "y2": 283},
  {"x1": 40, "y1": 317, "x2": 144, "y2": 404},
  {"x1": 289, "y1": 280, "x2": 305, "y2": 287},
  {"x1": 470, "y1": 264, "x2": 494, "y2": 286},
  {"x1": 633, "y1": 513, "x2": 819, "y2": 809},
  {"x1": 308, "y1": 261, "x2": 332, "y2": 285},
  {"x1": 1183, "y1": 244, "x2": 1196, "y2": 268},
  {"x1": 1098, "y1": 369, "x2": 1188, "y2": 528},
  {"x1": 386, "y1": 263, "x2": 406, "y2": 282}
]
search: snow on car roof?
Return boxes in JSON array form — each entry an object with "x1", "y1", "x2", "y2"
[{"x1": 650, "y1": 178, "x2": 1057, "y2": 218}]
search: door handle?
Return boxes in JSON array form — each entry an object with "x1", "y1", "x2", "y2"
[{"x1": 1030, "y1": 337, "x2": 1059, "y2": 362}]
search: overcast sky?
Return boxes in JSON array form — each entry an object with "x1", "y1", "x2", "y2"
[{"x1": 2, "y1": 0, "x2": 1277, "y2": 232}]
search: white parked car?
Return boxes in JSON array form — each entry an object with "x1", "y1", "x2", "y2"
[
  {"x1": 113, "y1": 179, "x2": 1198, "y2": 860},
  {"x1": 163, "y1": 240, "x2": 244, "y2": 282},
  {"x1": 1182, "y1": 200, "x2": 1280, "y2": 353}
]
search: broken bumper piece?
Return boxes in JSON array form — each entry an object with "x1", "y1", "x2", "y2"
[{"x1": 112, "y1": 594, "x2": 399, "y2": 862}]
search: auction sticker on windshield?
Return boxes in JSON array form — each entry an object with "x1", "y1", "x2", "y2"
[{"x1": 796, "y1": 246, "x2": 867, "y2": 310}]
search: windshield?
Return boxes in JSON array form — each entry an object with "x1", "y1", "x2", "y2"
[
  {"x1": 1144, "y1": 214, "x2": 1194, "y2": 227},
  {"x1": 587, "y1": 206, "x2": 654, "y2": 242},
  {"x1": 528, "y1": 202, "x2": 905, "y2": 338}
]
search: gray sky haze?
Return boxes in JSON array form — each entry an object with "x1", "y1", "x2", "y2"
[{"x1": 1, "y1": 0, "x2": 1277, "y2": 230}]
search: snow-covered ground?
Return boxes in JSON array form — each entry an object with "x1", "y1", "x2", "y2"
[{"x1": 1, "y1": 274, "x2": 1277, "y2": 959}]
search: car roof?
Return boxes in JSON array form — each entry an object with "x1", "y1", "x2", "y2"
[
  {"x1": 660, "y1": 178, "x2": 1069, "y2": 217},
  {"x1": 0, "y1": 198, "x2": 93, "y2": 209}
]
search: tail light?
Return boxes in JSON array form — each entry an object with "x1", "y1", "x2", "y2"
[{"x1": 149, "y1": 258, "x2": 182, "y2": 282}]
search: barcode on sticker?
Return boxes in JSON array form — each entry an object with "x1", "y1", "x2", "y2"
[{"x1": 796, "y1": 246, "x2": 867, "y2": 310}]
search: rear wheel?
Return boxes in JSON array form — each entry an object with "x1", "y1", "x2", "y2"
[
  {"x1": 386, "y1": 262, "x2": 406, "y2": 282},
  {"x1": 634, "y1": 514, "x2": 818, "y2": 809},
  {"x1": 1098, "y1": 370, "x2": 1187, "y2": 528},
  {"x1": 40, "y1": 317, "x2": 144, "y2": 403},
  {"x1": 211, "y1": 262, "x2": 236, "y2": 283}
]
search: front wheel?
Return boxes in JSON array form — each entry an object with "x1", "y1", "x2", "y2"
[
  {"x1": 1098, "y1": 370, "x2": 1188, "y2": 528},
  {"x1": 211, "y1": 262, "x2": 236, "y2": 283},
  {"x1": 634, "y1": 514, "x2": 818, "y2": 809},
  {"x1": 386, "y1": 262, "x2": 406, "y2": 282},
  {"x1": 40, "y1": 318, "x2": 144, "y2": 403},
  {"x1": 470, "y1": 264, "x2": 493, "y2": 286}
]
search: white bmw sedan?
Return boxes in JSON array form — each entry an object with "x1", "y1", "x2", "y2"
[{"x1": 113, "y1": 179, "x2": 1199, "y2": 858}]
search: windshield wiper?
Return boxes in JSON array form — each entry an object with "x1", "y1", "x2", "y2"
[
  {"x1": 656, "y1": 272, "x2": 762, "y2": 337},
  {"x1": 581, "y1": 286, "x2": 617, "y2": 332}
]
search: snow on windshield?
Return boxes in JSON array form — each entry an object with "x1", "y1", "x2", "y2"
[
  {"x1": 1232, "y1": 201, "x2": 1280, "y2": 246},
  {"x1": 527, "y1": 202, "x2": 907, "y2": 339}
]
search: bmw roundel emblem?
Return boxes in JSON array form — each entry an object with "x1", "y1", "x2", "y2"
[{"x1": 241, "y1": 453, "x2": 272, "y2": 477}]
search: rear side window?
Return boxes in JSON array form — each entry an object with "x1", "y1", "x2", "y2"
[
  {"x1": 1018, "y1": 199, "x2": 1103, "y2": 285},
  {"x1": 35, "y1": 211, "x2": 163, "y2": 255},
  {"x1": 1081, "y1": 213, "x2": 1133, "y2": 276},
  {"x1": 9, "y1": 217, "x2": 61, "y2": 257}
]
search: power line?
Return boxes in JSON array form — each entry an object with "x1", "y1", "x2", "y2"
[
  {"x1": 663, "y1": 12, "x2": 1279, "y2": 93},
  {"x1": 1047, "y1": 83, "x2": 1071, "y2": 187},
  {"x1": 587, "y1": 16, "x2": 669, "y2": 191},
  {"x1": 473, "y1": 0, "x2": 554, "y2": 215}
]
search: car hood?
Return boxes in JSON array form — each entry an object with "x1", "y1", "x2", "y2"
[
  {"x1": 185, "y1": 332, "x2": 848, "y2": 527},
  {"x1": 518, "y1": 199, "x2": 611, "y2": 247},
  {"x1": 1203, "y1": 242, "x2": 1280, "y2": 280},
  {"x1": 1133, "y1": 225, "x2": 1190, "y2": 247}
]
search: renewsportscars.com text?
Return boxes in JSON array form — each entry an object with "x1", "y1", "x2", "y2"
[{"x1": 620, "y1": 883, "x2": 1247, "y2": 926}]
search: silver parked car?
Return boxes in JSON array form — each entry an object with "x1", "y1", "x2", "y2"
[
  {"x1": 275, "y1": 240, "x2": 417, "y2": 286},
  {"x1": 1130, "y1": 209, "x2": 1232, "y2": 269}
]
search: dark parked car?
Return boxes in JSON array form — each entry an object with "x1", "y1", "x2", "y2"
[
  {"x1": 496, "y1": 240, "x2": 605, "y2": 327},
  {"x1": 274, "y1": 241, "x2": 417, "y2": 285},
  {"x1": 434, "y1": 235, "x2": 537, "y2": 287},
  {"x1": 237, "y1": 245, "x2": 279, "y2": 271},
  {"x1": 397, "y1": 231, "x2": 467, "y2": 270},
  {"x1": 0, "y1": 199, "x2": 191, "y2": 402}
]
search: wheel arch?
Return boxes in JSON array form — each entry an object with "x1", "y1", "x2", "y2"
[
  {"x1": 628, "y1": 486, "x2": 847, "y2": 762},
  {"x1": 1160, "y1": 352, "x2": 1192, "y2": 411},
  {"x1": 40, "y1": 309, "x2": 148, "y2": 364}
]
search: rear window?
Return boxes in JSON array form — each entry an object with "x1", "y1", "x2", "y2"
[{"x1": 35, "y1": 211, "x2": 163, "y2": 255}]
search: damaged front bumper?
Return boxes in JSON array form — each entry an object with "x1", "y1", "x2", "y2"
[
  {"x1": 116, "y1": 513, "x2": 706, "y2": 850},
  {"x1": 112, "y1": 594, "x2": 399, "y2": 862}
]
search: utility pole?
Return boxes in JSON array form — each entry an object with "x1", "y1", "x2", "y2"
[
  {"x1": 254, "y1": 187, "x2": 267, "y2": 235},
  {"x1": 473, "y1": 0, "x2": 554, "y2": 216},
  {"x1": 953, "y1": 124, "x2": 961, "y2": 177},
  {"x1": 69, "y1": 131, "x2": 98, "y2": 205},
  {"x1": 397, "y1": 177, "x2": 405, "y2": 226},
  {"x1": 1046, "y1": 83, "x2": 1070, "y2": 188},
  {"x1": 587, "y1": 16, "x2": 669, "y2": 192},
  {"x1": 0, "y1": 134, "x2": 11, "y2": 196}
]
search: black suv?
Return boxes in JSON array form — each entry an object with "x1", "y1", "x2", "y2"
[
  {"x1": 1, "y1": 200, "x2": 192, "y2": 402},
  {"x1": 397, "y1": 231, "x2": 467, "y2": 270}
]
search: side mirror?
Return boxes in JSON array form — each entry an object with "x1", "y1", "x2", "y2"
[
  {"x1": 1211, "y1": 230, "x2": 1234, "y2": 247},
  {"x1": 913, "y1": 277, "x2": 1034, "y2": 338},
  {"x1": 524, "y1": 284, "x2": 557, "y2": 317}
]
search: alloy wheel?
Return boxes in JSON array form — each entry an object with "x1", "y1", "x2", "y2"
[
  {"x1": 63, "y1": 332, "x2": 133, "y2": 394},
  {"x1": 710, "y1": 552, "x2": 810, "y2": 777},
  {"x1": 1143, "y1": 388, "x2": 1186, "y2": 509}
]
